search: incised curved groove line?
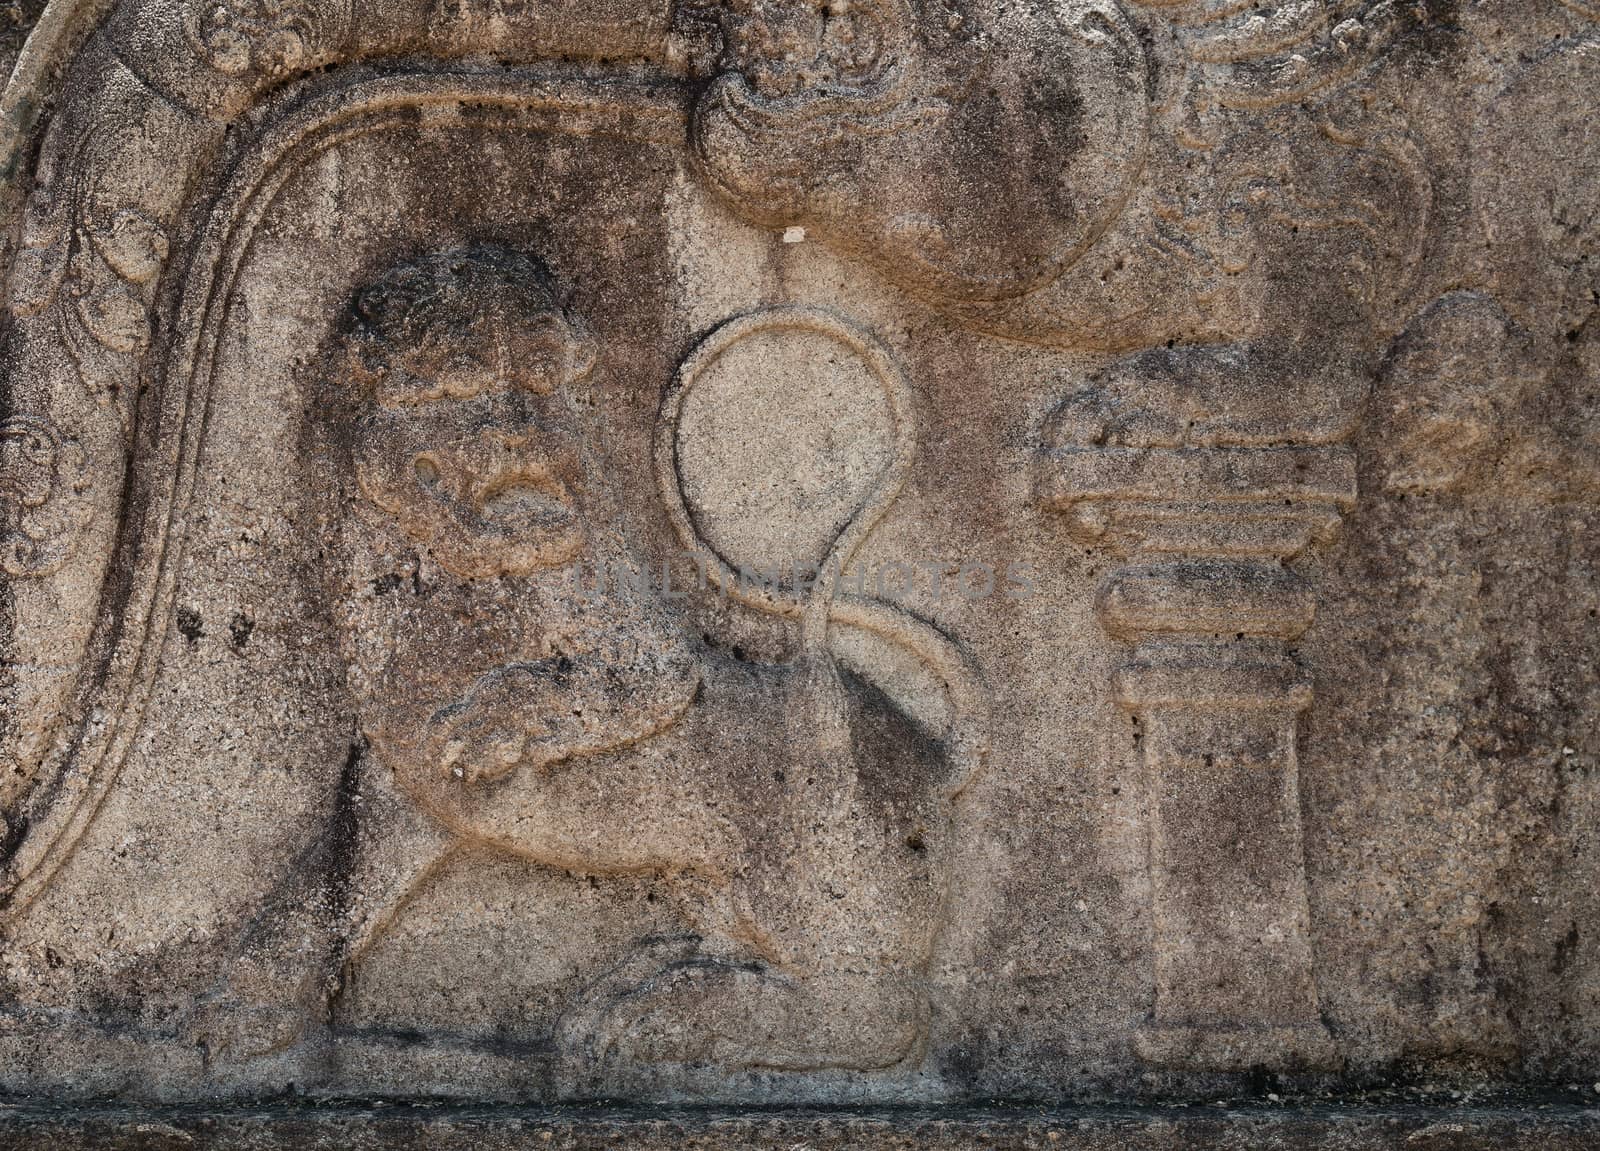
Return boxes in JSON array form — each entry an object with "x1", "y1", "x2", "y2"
[
  {"x1": 655, "y1": 306, "x2": 989, "y2": 799},
  {"x1": 0, "y1": 0, "x2": 118, "y2": 208},
  {"x1": 657, "y1": 307, "x2": 917, "y2": 630}
]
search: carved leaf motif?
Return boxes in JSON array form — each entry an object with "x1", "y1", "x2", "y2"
[
  {"x1": 715, "y1": 0, "x2": 912, "y2": 99},
  {"x1": 1126, "y1": 0, "x2": 1400, "y2": 98}
]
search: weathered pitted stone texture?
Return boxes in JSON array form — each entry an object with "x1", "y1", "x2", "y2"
[
  {"x1": 1, "y1": 1099, "x2": 1600, "y2": 1150},
  {"x1": 0, "y1": 0, "x2": 1597, "y2": 1140}
]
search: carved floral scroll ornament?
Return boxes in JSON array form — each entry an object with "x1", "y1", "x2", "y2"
[
  {"x1": 184, "y1": 0, "x2": 350, "y2": 78},
  {"x1": 1127, "y1": 0, "x2": 1415, "y2": 144},
  {"x1": 9, "y1": 123, "x2": 171, "y2": 423},
  {"x1": 0, "y1": 416, "x2": 92, "y2": 578}
]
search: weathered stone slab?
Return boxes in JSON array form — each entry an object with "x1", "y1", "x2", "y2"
[{"x1": 0, "y1": 0, "x2": 1597, "y2": 1141}]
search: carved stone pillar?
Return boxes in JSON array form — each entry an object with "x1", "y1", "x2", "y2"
[{"x1": 1035, "y1": 436, "x2": 1354, "y2": 1071}]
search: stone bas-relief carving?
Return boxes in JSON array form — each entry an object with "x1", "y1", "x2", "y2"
[
  {"x1": 0, "y1": 0, "x2": 1598, "y2": 1139},
  {"x1": 201, "y1": 247, "x2": 978, "y2": 1092},
  {"x1": 0, "y1": 416, "x2": 91, "y2": 578}
]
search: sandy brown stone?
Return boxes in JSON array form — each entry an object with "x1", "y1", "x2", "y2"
[{"x1": 0, "y1": 0, "x2": 1596, "y2": 1140}]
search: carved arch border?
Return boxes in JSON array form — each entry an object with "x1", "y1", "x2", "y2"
[{"x1": 1, "y1": 71, "x2": 690, "y2": 919}]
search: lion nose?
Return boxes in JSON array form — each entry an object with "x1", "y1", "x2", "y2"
[{"x1": 418, "y1": 426, "x2": 579, "y2": 525}]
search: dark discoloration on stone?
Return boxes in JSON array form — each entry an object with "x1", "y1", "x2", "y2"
[{"x1": 0, "y1": 0, "x2": 1594, "y2": 1140}]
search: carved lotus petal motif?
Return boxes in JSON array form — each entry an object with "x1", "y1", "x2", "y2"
[
  {"x1": 89, "y1": 209, "x2": 170, "y2": 286},
  {"x1": 75, "y1": 279, "x2": 150, "y2": 355}
]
